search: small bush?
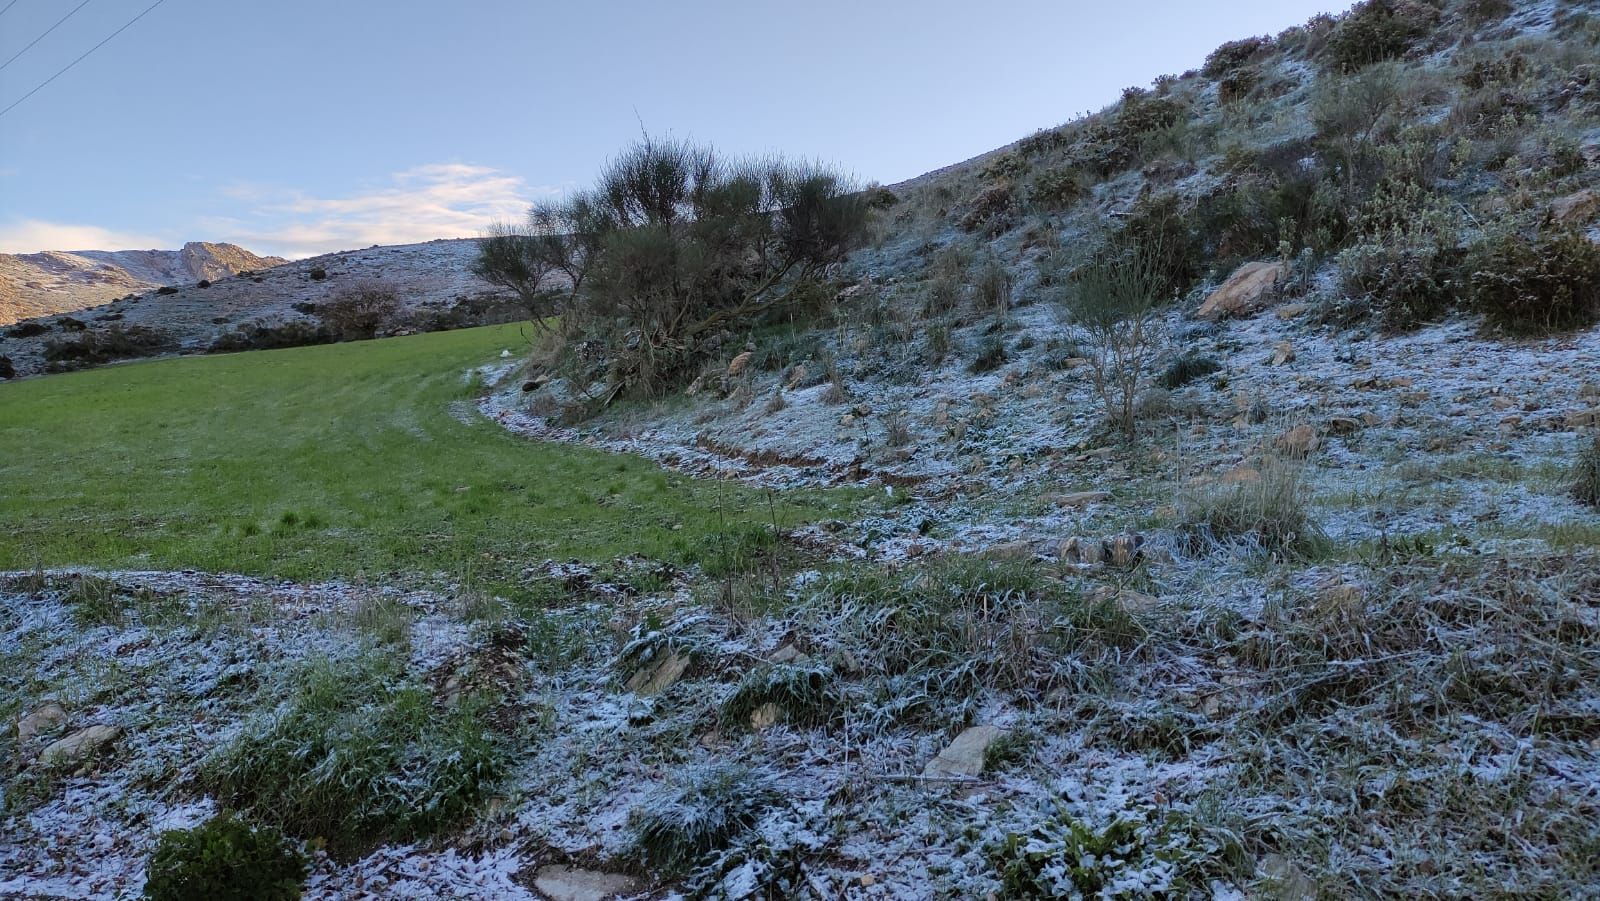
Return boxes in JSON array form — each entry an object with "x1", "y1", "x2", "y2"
[
  {"x1": 1202, "y1": 36, "x2": 1273, "y2": 78},
  {"x1": 0, "y1": 356, "x2": 13, "y2": 379},
  {"x1": 1157, "y1": 354, "x2": 1221, "y2": 389},
  {"x1": 316, "y1": 281, "x2": 400, "y2": 340},
  {"x1": 1468, "y1": 226, "x2": 1600, "y2": 335},
  {"x1": 308, "y1": 266, "x2": 327, "y2": 280},
  {"x1": 1029, "y1": 168, "x2": 1088, "y2": 210},
  {"x1": 43, "y1": 325, "x2": 173, "y2": 366},
  {"x1": 208, "y1": 319, "x2": 335, "y2": 353},
  {"x1": 1062, "y1": 235, "x2": 1173, "y2": 438},
  {"x1": 6, "y1": 321, "x2": 48, "y2": 338},
  {"x1": 631, "y1": 764, "x2": 777, "y2": 873},
  {"x1": 1324, "y1": 0, "x2": 1439, "y2": 72},
  {"x1": 1572, "y1": 434, "x2": 1600, "y2": 507},
  {"x1": 143, "y1": 814, "x2": 305, "y2": 901},
  {"x1": 972, "y1": 253, "x2": 1013, "y2": 314}
]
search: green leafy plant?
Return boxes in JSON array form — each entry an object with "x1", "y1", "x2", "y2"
[
  {"x1": 143, "y1": 814, "x2": 306, "y2": 901},
  {"x1": 1468, "y1": 226, "x2": 1600, "y2": 335}
]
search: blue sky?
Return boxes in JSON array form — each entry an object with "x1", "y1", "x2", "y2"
[{"x1": 0, "y1": 0, "x2": 1347, "y2": 258}]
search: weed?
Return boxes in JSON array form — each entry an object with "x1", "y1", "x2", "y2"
[
  {"x1": 631, "y1": 763, "x2": 778, "y2": 873},
  {"x1": 1180, "y1": 456, "x2": 1325, "y2": 557},
  {"x1": 720, "y1": 661, "x2": 839, "y2": 730},
  {"x1": 970, "y1": 336, "x2": 1009, "y2": 374},
  {"x1": 144, "y1": 814, "x2": 305, "y2": 901}
]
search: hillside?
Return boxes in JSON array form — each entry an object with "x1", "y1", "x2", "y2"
[
  {"x1": 4, "y1": 0, "x2": 1600, "y2": 898},
  {"x1": 0, "y1": 238, "x2": 519, "y2": 378},
  {"x1": 0, "y1": 241, "x2": 287, "y2": 327}
]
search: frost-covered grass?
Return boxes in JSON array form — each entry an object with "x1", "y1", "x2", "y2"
[{"x1": 0, "y1": 323, "x2": 852, "y2": 601}]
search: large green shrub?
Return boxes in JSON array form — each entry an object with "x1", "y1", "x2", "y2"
[
  {"x1": 1468, "y1": 227, "x2": 1600, "y2": 335},
  {"x1": 1324, "y1": 0, "x2": 1440, "y2": 72},
  {"x1": 475, "y1": 138, "x2": 867, "y2": 401},
  {"x1": 143, "y1": 814, "x2": 305, "y2": 901},
  {"x1": 1202, "y1": 36, "x2": 1273, "y2": 79}
]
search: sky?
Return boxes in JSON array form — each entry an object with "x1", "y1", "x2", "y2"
[{"x1": 0, "y1": 0, "x2": 1349, "y2": 259}]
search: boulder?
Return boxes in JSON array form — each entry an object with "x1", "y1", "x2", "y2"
[
  {"x1": 17, "y1": 702, "x2": 67, "y2": 743},
  {"x1": 532, "y1": 865, "x2": 640, "y2": 901},
  {"x1": 39, "y1": 724, "x2": 120, "y2": 768},
  {"x1": 1056, "y1": 490, "x2": 1111, "y2": 509},
  {"x1": 1197, "y1": 261, "x2": 1288, "y2": 321},
  {"x1": 1107, "y1": 533, "x2": 1143, "y2": 567},
  {"x1": 923, "y1": 725, "x2": 1002, "y2": 778},
  {"x1": 1325, "y1": 416, "x2": 1362, "y2": 436}
]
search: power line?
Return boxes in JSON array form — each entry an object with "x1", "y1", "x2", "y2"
[
  {"x1": 0, "y1": 0, "x2": 94, "y2": 72},
  {"x1": 0, "y1": 0, "x2": 164, "y2": 120},
  {"x1": 0, "y1": 1, "x2": 23, "y2": 21}
]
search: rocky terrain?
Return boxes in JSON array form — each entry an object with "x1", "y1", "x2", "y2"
[
  {"x1": 4, "y1": 0, "x2": 1600, "y2": 898},
  {"x1": 0, "y1": 239, "x2": 518, "y2": 378},
  {"x1": 0, "y1": 243, "x2": 287, "y2": 327}
]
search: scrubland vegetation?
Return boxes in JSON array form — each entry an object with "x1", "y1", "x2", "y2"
[{"x1": 6, "y1": 0, "x2": 1600, "y2": 897}]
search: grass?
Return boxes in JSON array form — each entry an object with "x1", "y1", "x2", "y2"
[{"x1": 0, "y1": 324, "x2": 854, "y2": 601}]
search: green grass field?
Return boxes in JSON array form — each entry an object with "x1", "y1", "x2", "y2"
[{"x1": 0, "y1": 324, "x2": 852, "y2": 598}]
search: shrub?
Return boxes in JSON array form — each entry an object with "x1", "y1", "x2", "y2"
[
  {"x1": 1061, "y1": 236, "x2": 1172, "y2": 438},
  {"x1": 143, "y1": 814, "x2": 305, "y2": 901},
  {"x1": 43, "y1": 325, "x2": 173, "y2": 366},
  {"x1": 316, "y1": 281, "x2": 400, "y2": 340},
  {"x1": 200, "y1": 654, "x2": 506, "y2": 851},
  {"x1": 1202, "y1": 36, "x2": 1273, "y2": 78},
  {"x1": 308, "y1": 266, "x2": 327, "y2": 280},
  {"x1": 1572, "y1": 434, "x2": 1600, "y2": 507},
  {"x1": 1217, "y1": 66, "x2": 1260, "y2": 105},
  {"x1": 1468, "y1": 226, "x2": 1600, "y2": 335},
  {"x1": 208, "y1": 319, "x2": 335, "y2": 353},
  {"x1": 962, "y1": 182, "x2": 1016, "y2": 233},
  {"x1": 6, "y1": 321, "x2": 48, "y2": 338},
  {"x1": 1324, "y1": 0, "x2": 1439, "y2": 72},
  {"x1": 1157, "y1": 353, "x2": 1221, "y2": 389},
  {"x1": 1330, "y1": 182, "x2": 1466, "y2": 330},
  {"x1": 479, "y1": 138, "x2": 867, "y2": 401},
  {"x1": 156, "y1": 286, "x2": 180, "y2": 296},
  {"x1": 0, "y1": 356, "x2": 13, "y2": 379},
  {"x1": 1029, "y1": 167, "x2": 1088, "y2": 210},
  {"x1": 631, "y1": 764, "x2": 777, "y2": 873}
]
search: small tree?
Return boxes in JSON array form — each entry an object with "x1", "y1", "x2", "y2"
[
  {"x1": 477, "y1": 137, "x2": 869, "y2": 402},
  {"x1": 1062, "y1": 238, "x2": 1172, "y2": 439}
]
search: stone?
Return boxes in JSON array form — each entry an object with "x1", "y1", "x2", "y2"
[
  {"x1": 1490, "y1": 396, "x2": 1517, "y2": 411},
  {"x1": 1106, "y1": 533, "x2": 1143, "y2": 567},
  {"x1": 624, "y1": 649, "x2": 689, "y2": 696},
  {"x1": 39, "y1": 724, "x2": 120, "y2": 768},
  {"x1": 17, "y1": 702, "x2": 66, "y2": 743},
  {"x1": 1196, "y1": 261, "x2": 1288, "y2": 321},
  {"x1": 785, "y1": 364, "x2": 808, "y2": 390},
  {"x1": 1056, "y1": 490, "x2": 1111, "y2": 509},
  {"x1": 768, "y1": 644, "x2": 808, "y2": 664},
  {"x1": 1259, "y1": 853, "x2": 1317, "y2": 901},
  {"x1": 923, "y1": 725, "x2": 1002, "y2": 778},
  {"x1": 727, "y1": 351, "x2": 753, "y2": 376},
  {"x1": 1566, "y1": 408, "x2": 1600, "y2": 429},
  {"x1": 1550, "y1": 188, "x2": 1600, "y2": 226},
  {"x1": 1059, "y1": 536, "x2": 1105, "y2": 565},
  {"x1": 1091, "y1": 586, "x2": 1160, "y2": 613},
  {"x1": 1269, "y1": 341, "x2": 1296, "y2": 366},
  {"x1": 532, "y1": 865, "x2": 640, "y2": 901},
  {"x1": 1276, "y1": 424, "x2": 1321, "y2": 458},
  {"x1": 1220, "y1": 465, "x2": 1263, "y2": 485},
  {"x1": 1325, "y1": 416, "x2": 1361, "y2": 436},
  {"x1": 1274, "y1": 303, "x2": 1309, "y2": 320},
  {"x1": 984, "y1": 540, "x2": 1037, "y2": 562}
]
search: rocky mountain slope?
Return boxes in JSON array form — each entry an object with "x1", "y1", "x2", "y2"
[
  {"x1": 0, "y1": 242, "x2": 287, "y2": 327},
  {"x1": 0, "y1": 238, "x2": 518, "y2": 377}
]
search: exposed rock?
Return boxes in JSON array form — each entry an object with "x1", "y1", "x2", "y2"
[
  {"x1": 749, "y1": 702, "x2": 781, "y2": 731},
  {"x1": 1059, "y1": 536, "x2": 1105, "y2": 565},
  {"x1": 727, "y1": 351, "x2": 753, "y2": 376},
  {"x1": 1090, "y1": 586, "x2": 1160, "y2": 613},
  {"x1": 532, "y1": 865, "x2": 640, "y2": 901},
  {"x1": 1106, "y1": 533, "x2": 1143, "y2": 567},
  {"x1": 984, "y1": 540, "x2": 1037, "y2": 562},
  {"x1": 1566, "y1": 408, "x2": 1600, "y2": 429},
  {"x1": 1056, "y1": 490, "x2": 1111, "y2": 509},
  {"x1": 1270, "y1": 341, "x2": 1296, "y2": 366},
  {"x1": 624, "y1": 649, "x2": 689, "y2": 696},
  {"x1": 1276, "y1": 424, "x2": 1321, "y2": 458},
  {"x1": 17, "y1": 702, "x2": 67, "y2": 743},
  {"x1": 1196, "y1": 261, "x2": 1288, "y2": 321},
  {"x1": 768, "y1": 644, "x2": 809, "y2": 664},
  {"x1": 1550, "y1": 188, "x2": 1600, "y2": 226},
  {"x1": 923, "y1": 725, "x2": 1002, "y2": 778},
  {"x1": 39, "y1": 724, "x2": 120, "y2": 768}
]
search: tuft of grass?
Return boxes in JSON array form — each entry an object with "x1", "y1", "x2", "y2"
[
  {"x1": 630, "y1": 763, "x2": 777, "y2": 874},
  {"x1": 719, "y1": 661, "x2": 839, "y2": 730},
  {"x1": 0, "y1": 324, "x2": 854, "y2": 604},
  {"x1": 200, "y1": 653, "x2": 506, "y2": 853},
  {"x1": 65, "y1": 574, "x2": 126, "y2": 627},
  {"x1": 1180, "y1": 457, "x2": 1325, "y2": 557},
  {"x1": 1571, "y1": 434, "x2": 1600, "y2": 507},
  {"x1": 970, "y1": 336, "x2": 1009, "y2": 374},
  {"x1": 1157, "y1": 354, "x2": 1221, "y2": 390}
]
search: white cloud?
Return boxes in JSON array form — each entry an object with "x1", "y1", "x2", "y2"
[
  {"x1": 0, "y1": 219, "x2": 169, "y2": 254},
  {"x1": 214, "y1": 164, "x2": 559, "y2": 259}
]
